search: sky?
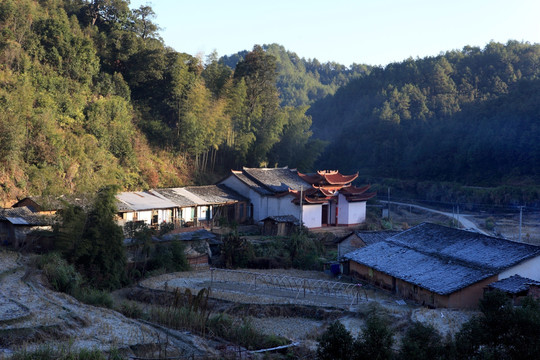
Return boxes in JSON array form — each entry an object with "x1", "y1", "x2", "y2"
[{"x1": 129, "y1": 0, "x2": 540, "y2": 67}]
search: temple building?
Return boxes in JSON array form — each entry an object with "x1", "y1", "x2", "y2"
[{"x1": 219, "y1": 167, "x2": 375, "y2": 228}]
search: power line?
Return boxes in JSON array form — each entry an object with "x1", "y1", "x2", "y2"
[{"x1": 379, "y1": 196, "x2": 540, "y2": 213}]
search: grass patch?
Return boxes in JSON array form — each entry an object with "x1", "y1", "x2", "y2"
[
  {"x1": 36, "y1": 253, "x2": 113, "y2": 308},
  {"x1": 11, "y1": 344, "x2": 122, "y2": 360}
]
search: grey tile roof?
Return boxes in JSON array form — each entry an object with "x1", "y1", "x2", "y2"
[
  {"x1": 241, "y1": 167, "x2": 310, "y2": 194},
  {"x1": 14, "y1": 194, "x2": 93, "y2": 211},
  {"x1": 344, "y1": 223, "x2": 540, "y2": 295},
  {"x1": 232, "y1": 171, "x2": 274, "y2": 195},
  {"x1": 387, "y1": 222, "x2": 540, "y2": 271},
  {"x1": 184, "y1": 185, "x2": 248, "y2": 204},
  {"x1": 0, "y1": 207, "x2": 50, "y2": 226},
  {"x1": 355, "y1": 230, "x2": 401, "y2": 246},
  {"x1": 488, "y1": 275, "x2": 540, "y2": 294}
]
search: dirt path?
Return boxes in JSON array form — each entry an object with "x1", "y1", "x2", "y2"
[{"x1": 389, "y1": 201, "x2": 488, "y2": 235}]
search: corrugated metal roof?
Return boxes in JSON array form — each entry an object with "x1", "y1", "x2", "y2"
[
  {"x1": 344, "y1": 223, "x2": 540, "y2": 295},
  {"x1": 116, "y1": 191, "x2": 178, "y2": 211},
  {"x1": 151, "y1": 188, "x2": 196, "y2": 207},
  {"x1": 6, "y1": 217, "x2": 30, "y2": 225}
]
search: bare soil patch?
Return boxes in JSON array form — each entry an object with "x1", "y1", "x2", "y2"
[
  {"x1": 138, "y1": 268, "x2": 476, "y2": 344},
  {"x1": 0, "y1": 251, "x2": 217, "y2": 358}
]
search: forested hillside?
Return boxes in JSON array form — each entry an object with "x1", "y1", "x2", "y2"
[
  {"x1": 0, "y1": 0, "x2": 320, "y2": 205},
  {"x1": 220, "y1": 43, "x2": 370, "y2": 107},
  {"x1": 309, "y1": 42, "x2": 540, "y2": 186},
  {"x1": 1, "y1": 0, "x2": 538, "y2": 206}
]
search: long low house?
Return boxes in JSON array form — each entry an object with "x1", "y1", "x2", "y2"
[
  {"x1": 9, "y1": 167, "x2": 373, "y2": 233},
  {"x1": 343, "y1": 223, "x2": 540, "y2": 308},
  {"x1": 220, "y1": 167, "x2": 376, "y2": 228},
  {"x1": 115, "y1": 185, "x2": 249, "y2": 228}
]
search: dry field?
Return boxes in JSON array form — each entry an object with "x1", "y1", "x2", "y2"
[
  {"x1": 1, "y1": 249, "x2": 478, "y2": 357},
  {"x1": 140, "y1": 268, "x2": 477, "y2": 348},
  {"x1": 0, "y1": 251, "x2": 216, "y2": 358}
]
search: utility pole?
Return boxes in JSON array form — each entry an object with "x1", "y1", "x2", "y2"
[
  {"x1": 457, "y1": 204, "x2": 460, "y2": 229},
  {"x1": 387, "y1": 187, "x2": 390, "y2": 221},
  {"x1": 300, "y1": 185, "x2": 303, "y2": 226},
  {"x1": 519, "y1": 206, "x2": 524, "y2": 242}
]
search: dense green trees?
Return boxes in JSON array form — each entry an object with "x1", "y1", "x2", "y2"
[
  {"x1": 1, "y1": 0, "x2": 537, "y2": 203},
  {"x1": 310, "y1": 41, "x2": 540, "y2": 186},
  {"x1": 0, "y1": 0, "x2": 324, "y2": 204},
  {"x1": 317, "y1": 293, "x2": 540, "y2": 360},
  {"x1": 54, "y1": 186, "x2": 126, "y2": 289},
  {"x1": 455, "y1": 291, "x2": 540, "y2": 359}
]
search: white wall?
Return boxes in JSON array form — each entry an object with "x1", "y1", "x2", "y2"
[
  {"x1": 221, "y1": 175, "x2": 262, "y2": 220},
  {"x1": 158, "y1": 209, "x2": 173, "y2": 223},
  {"x1": 346, "y1": 201, "x2": 367, "y2": 225},
  {"x1": 329, "y1": 202, "x2": 337, "y2": 225},
  {"x1": 197, "y1": 206, "x2": 211, "y2": 220},
  {"x1": 337, "y1": 193, "x2": 367, "y2": 225},
  {"x1": 180, "y1": 207, "x2": 195, "y2": 222},
  {"x1": 124, "y1": 212, "x2": 134, "y2": 222},
  {"x1": 499, "y1": 255, "x2": 540, "y2": 281},
  {"x1": 137, "y1": 210, "x2": 152, "y2": 224},
  {"x1": 303, "y1": 204, "x2": 322, "y2": 228},
  {"x1": 337, "y1": 194, "x2": 349, "y2": 225}
]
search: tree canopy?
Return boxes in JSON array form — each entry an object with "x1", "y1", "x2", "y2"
[{"x1": 309, "y1": 41, "x2": 540, "y2": 186}]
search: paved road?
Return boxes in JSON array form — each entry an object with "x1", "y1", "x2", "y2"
[{"x1": 388, "y1": 201, "x2": 488, "y2": 235}]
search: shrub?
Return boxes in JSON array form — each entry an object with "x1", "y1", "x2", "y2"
[
  {"x1": 354, "y1": 311, "x2": 394, "y2": 360},
  {"x1": 119, "y1": 301, "x2": 144, "y2": 319},
  {"x1": 485, "y1": 217, "x2": 495, "y2": 230},
  {"x1": 317, "y1": 320, "x2": 354, "y2": 360},
  {"x1": 74, "y1": 288, "x2": 113, "y2": 308},
  {"x1": 39, "y1": 252, "x2": 82, "y2": 295},
  {"x1": 398, "y1": 322, "x2": 444, "y2": 360}
]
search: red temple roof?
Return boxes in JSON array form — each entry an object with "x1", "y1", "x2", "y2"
[{"x1": 298, "y1": 170, "x2": 358, "y2": 187}]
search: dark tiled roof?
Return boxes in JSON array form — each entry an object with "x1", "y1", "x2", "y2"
[
  {"x1": 0, "y1": 207, "x2": 51, "y2": 226},
  {"x1": 355, "y1": 230, "x2": 401, "y2": 246},
  {"x1": 13, "y1": 195, "x2": 93, "y2": 211},
  {"x1": 344, "y1": 223, "x2": 540, "y2": 295},
  {"x1": 387, "y1": 222, "x2": 540, "y2": 271},
  {"x1": 346, "y1": 241, "x2": 493, "y2": 295},
  {"x1": 231, "y1": 171, "x2": 273, "y2": 195},
  {"x1": 242, "y1": 167, "x2": 310, "y2": 194},
  {"x1": 184, "y1": 185, "x2": 248, "y2": 204},
  {"x1": 488, "y1": 275, "x2": 540, "y2": 294},
  {"x1": 263, "y1": 215, "x2": 300, "y2": 225}
]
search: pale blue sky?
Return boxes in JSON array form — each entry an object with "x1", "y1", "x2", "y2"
[{"x1": 129, "y1": 0, "x2": 540, "y2": 66}]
